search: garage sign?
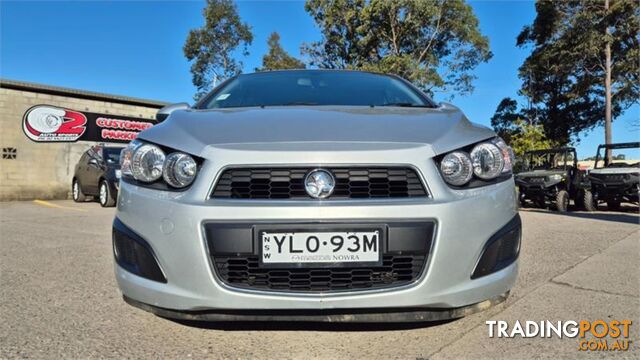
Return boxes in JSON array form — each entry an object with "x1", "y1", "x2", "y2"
[{"x1": 22, "y1": 104, "x2": 156, "y2": 143}]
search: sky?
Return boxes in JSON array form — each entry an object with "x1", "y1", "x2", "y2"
[{"x1": 1, "y1": 0, "x2": 638, "y2": 159}]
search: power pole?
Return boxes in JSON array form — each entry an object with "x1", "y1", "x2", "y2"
[{"x1": 604, "y1": 0, "x2": 613, "y2": 163}]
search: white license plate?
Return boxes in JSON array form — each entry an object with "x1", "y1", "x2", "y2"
[{"x1": 260, "y1": 230, "x2": 381, "y2": 266}]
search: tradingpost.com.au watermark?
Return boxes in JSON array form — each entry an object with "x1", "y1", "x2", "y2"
[{"x1": 486, "y1": 320, "x2": 633, "y2": 351}]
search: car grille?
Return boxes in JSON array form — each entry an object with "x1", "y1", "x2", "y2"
[
  {"x1": 591, "y1": 173, "x2": 629, "y2": 182},
  {"x1": 211, "y1": 167, "x2": 427, "y2": 199},
  {"x1": 212, "y1": 255, "x2": 426, "y2": 292},
  {"x1": 525, "y1": 177, "x2": 545, "y2": 183}
]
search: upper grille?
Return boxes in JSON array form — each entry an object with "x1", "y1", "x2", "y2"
[
  {"x1": 523, "y1": 177, "x2": 544, "y2": 183},
  {"x1": 213, "y1": 255, "x2": 426, "y2": 292},
  {"x1": 591, "y1": 173, "x2": 630, "y2": 182},
  {"x1": 211, "y1": 167, "x2": 427, "y2": 199}
]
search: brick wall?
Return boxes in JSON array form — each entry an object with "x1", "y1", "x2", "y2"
[{"x1": 0, "y1": 87, "x2": 159, "y2": 200}]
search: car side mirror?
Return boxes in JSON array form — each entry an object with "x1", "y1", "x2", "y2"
[{"x1": 156, "y1": 102, "x2": 190, "y2": 122}]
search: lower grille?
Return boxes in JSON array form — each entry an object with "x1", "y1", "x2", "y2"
[
  {"x1": 213, "y1": 255, "x2": 426, "y2": 292},
  {"x1": 211, "y1": 167, "x2": 427, "y2": 199}
]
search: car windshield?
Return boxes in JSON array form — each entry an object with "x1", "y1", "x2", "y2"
[
  {"x1": 104, "y1": 148, "x2": 122, "y2": 164},
  {"x1": 200, "y1": 71, "x2": 434, "y2": 109},
  {"x1": 594, "y1": 145, "x2": 640, "y2": 169},
  {"x1": 525, "y1": 151, "x2": 573, "y2": 171}
]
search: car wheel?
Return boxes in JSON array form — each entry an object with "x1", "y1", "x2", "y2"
[
  {"x1": 583, "y1": 189, "x2": 597, "y2": 212},
  {"x1": 99, "y1": 180, "x2": 116, "y2": 207},
  {"x1": 72, "y1": 179, "x2": 87, "y2": 202},
  {"x1": 555, "y1": 190, "x2": 569, "y2": 212},
  {"x1": 607, "y1": 200, "x2": 621, "y2": 211}
]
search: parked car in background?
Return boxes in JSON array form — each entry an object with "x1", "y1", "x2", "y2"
[
  {"x1": 583, "y1": 142, "x2": 640, "y2": 211},
  {"x1": 113, "y1": 70, "x2": 519, "y2": 322},
  {"x1": 515, "y1": 148, "x2": 584, "y2": 212},
  {"x1": 72, "y1": 145, "x2": 123, "y2": 207}
]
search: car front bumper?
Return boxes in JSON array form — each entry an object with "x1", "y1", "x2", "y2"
[{"x1": 114, "y1": 174, "x2": 519, "y2": 316}]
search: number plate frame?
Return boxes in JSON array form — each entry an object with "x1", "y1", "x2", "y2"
[{"x1": 255, "y1": 224, "x2": 386, "y2": 269}]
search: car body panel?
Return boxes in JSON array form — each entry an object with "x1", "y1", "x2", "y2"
[{"x1": 138, "y1": 104, "x2": 495, "y2": 158}]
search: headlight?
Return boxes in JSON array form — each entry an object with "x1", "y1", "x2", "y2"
[
  {"x1": 546, "y1": 174, "x2": 563, "y2": 182},
  {"x1": 494, "y1": 138, "x2": 514, "y2": 174},
  {"x1": 470, "y1": 142, "x2": 504, "y2": 179},
  {"x1": 115, "y1": 169, "x2": 122, "y2": 179},
  {"x1": 131, "y1": 143, "x2": 166, "y2": 182},
  {"x1": 437, "y1": 137, "x2": 514, "y2": 188},
  {"x1": 440, "y1": 151, "x2": 473, "y2": 186},
  {"x1": 120, "y1": 140, "x2": 200, "y2": 189},
  {"x1": 120, "y1": 141, "x2": 136, "y2": 177},
  {"x1": 163, "y1": 152, "x2": 197, "y2": 188}
]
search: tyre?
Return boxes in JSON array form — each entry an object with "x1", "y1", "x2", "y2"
[
  {"x1": 555, "y1": 190, "x2": 569, "y2": 212},
  {"x1": 607, "y1": 200, "x2": 621, "y2": 211},
  {"x1": 72, "y1": 179, "x2": 87, "y2": 202},
  {"x1": 99, "y1": 180, "x2": 116, "y2": 207},
  {"x1": 583, "y1": 189, "x2": 597, "y2": 212}
]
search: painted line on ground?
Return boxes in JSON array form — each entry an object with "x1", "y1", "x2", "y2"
[{"x1": 33, "y1": 200, "x2": 87, "y2": 212}]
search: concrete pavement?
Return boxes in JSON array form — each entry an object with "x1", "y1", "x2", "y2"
[{"x1": 0, "y1": 200, "x2": 638, "y2": 359}]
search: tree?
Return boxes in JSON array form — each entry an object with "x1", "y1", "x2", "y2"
[
  {"x1": 489, "y1": 98, "x2": 555, "y2": 156},
  {"x1": 257, "y1": 32, "x2": 305, "y2": 71},
  {"x1": 490, "y1": 97, "x2": 525, "y2": 144},
  {"x1": 302, "y1": 0, "x2": 492, "y2": 97},
  {"x1": 508, "y1": 120, "x2": 554, "y2": 157},
  {"x1": 516, "y1": 0, "x2": 639, "y2": 152},
  {"x1": 184, "y1": 0, "x2": 253, "y2": 99}
]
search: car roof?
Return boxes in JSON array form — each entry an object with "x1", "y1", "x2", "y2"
[
  {"x1": 88, "y1": 145, "x2": 123, "y2": 153},
  {"x1": 524, "y1": 147, "x2": 576, "y2": 154},
  {"x1": 238, "y1": 69, "x2": 393, "y2": 77},
  {"x1": 597, "y1": 142, "x2": 640, "y2": 150}
]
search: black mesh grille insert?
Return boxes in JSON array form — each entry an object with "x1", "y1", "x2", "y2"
[
  {"x1": 211, "y1": 167, "x2": 427, "y2": 199},
  {"x1": 213, "y1": 255, "x2": 426, "y2": 292}
]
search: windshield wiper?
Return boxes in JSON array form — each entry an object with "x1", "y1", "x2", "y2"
[
  {"x1": 377, "y1": 102, "x2": 430, "y2": 108},
  {"x1": 282, "y1": 102, "x2": 319, "y2": 106}
]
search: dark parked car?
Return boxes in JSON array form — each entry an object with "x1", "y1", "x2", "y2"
[
  {"x1": 515, "y1": 148, "x2": 585, "y2": 212},
  {"x1": 583, "y1": 142, "x2": 640, "y2": 211},
  {"x1": 72, "y1": 145, "x2": 123, "y2": 207}
]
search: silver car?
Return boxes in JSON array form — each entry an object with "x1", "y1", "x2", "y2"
[{"x1": 113, "y1": 70, "x2": 520, "y2": 322}]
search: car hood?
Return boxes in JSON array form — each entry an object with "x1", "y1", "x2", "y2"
[
  {"x1": 515, "y1": 170, "x2": 567, "y2": 178},
  {"x1": 589, "y1": 167, "x2": 639, "y2": 175},
  {"x1": 137, "y1": 104, "x2": 495, "y2": 157}
]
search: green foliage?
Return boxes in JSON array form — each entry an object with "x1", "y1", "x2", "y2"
[
  {"x1": 490, "y1": 97, "x2": 522, "y2": 144},
  {"x1": 490, "y1": 97, "x2": 559, "y2": 156},
  {"x1": 515, "y1": 0, "x2": 639, "y2": 144},
  {"x1": 302, "y1": 0, "x2": 492, "y2": 97},
  {"x1": 184, "y1": 0, "x2": 253, "y2": 100},
  {"x1": 257, "y1": 32, "x2": 305, "y2": 71},
  {"x1": 508, "y1": 119, "x2": 554, "y2": 157}
]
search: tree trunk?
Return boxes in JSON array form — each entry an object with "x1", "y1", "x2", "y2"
[{"x1": 604, "y1": 0, "x2": 613, "y2": 163}]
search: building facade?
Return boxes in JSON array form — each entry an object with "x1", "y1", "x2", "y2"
[{"x1": 0, "y1": 80, "x2": 167, "y2": 201}]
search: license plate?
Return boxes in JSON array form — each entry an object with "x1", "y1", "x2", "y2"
[{"x1": 260, "y1": 230, "x2": 381, "y2": 267}]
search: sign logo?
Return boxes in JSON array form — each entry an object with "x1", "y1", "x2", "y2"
[
  {"x1": 304, "y1": 169, "x2": 335, "y2": 199},
  {"x1": 22, "y1": 104, "x2": 156, "y2": 143},
  {"x1": 23, "y1": 105, "x2": 87, "y2": 142}
]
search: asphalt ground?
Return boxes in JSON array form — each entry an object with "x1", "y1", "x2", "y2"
[{"x1": 0, "y1": 200, "x2": 638, "y2": 359}]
